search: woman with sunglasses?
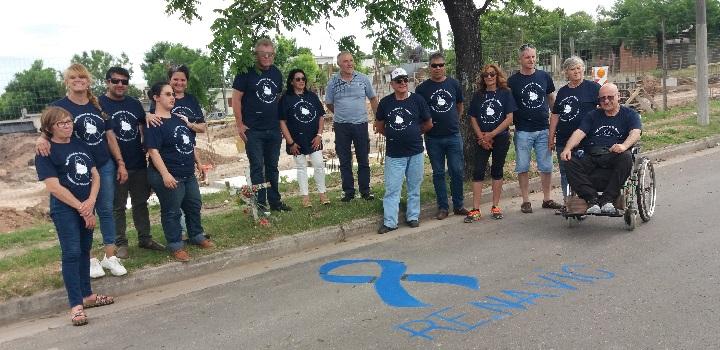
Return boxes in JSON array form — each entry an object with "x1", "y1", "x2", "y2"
[
  {"x1": 466, "y1": 64, "x2": 516, "y2": 222},
  {"x1": 145, "y1": 82, "x2": 214, "y2": 262},
  {"x1": 37, "y1": 63, "x2": 128, "y2": 278},
  {"x1": 279, "y1": 69, "x2": 330, "y2": 207},
  {"x1": 35, "y1": 106, "x2": 114, "y2": 326},
  {"x1": 549, "y1": 56, "x2": 601, "y2": 206}
]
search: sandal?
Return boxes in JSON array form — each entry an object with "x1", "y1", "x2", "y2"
[
  {"x1": 71, "y1": 309, "x2": 88, "y2": 326},
  {"x1": 319, "y1": 194, "x2": 331, "y2": 205},
  {"x1": 83, "y1": 294, "x2": 114, "y2": 308},
  {"x1": 302, "y1": 197, "x2": 312, "y2": 208}
]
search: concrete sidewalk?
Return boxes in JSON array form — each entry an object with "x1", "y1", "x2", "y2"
[{"x1": 1, "y1": 135, "x2": 718, "y2": 327}]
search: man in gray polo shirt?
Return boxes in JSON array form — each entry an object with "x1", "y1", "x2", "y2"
[{"x1": 325, "y1": 51, "x2": 379, "y2": 201}]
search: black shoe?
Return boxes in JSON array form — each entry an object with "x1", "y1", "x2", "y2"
[
  {"x1": 436, "y1": 209, "x2": 449, "y2": 220},
  {"x1": 270, "y1": 202, "x2": 292, "y2": 211},
  {"x1": 453, "y1": 207, "x2": 469, "y2": 216},
  {"x1": 361, "y1": 193, "x2": 375, "y2": 201},
  {"x1": 139, "y1": 240, "x2": 166, "y2": 251},
  {"x1": 406, "y1": 220, "x2": 420, "y2": 228},
  {"x1": 341, "y1": 193, "x2": 355, "y2": 202},
  {"x1": 377, "y1": 225, "x2": 398, "y2": 234}
]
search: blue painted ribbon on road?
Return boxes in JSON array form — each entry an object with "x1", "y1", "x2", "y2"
[{"x1": 318, "y1": 259, "x2": 480, "y2": 308}]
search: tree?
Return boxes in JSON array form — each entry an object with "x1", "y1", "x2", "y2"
[
  {"x1": 284, "y1": 53, "x2": 321, "y2": 90},
  {"x1": 71, "y1": 50, "x2": 134, "y2": 96},
  {"x1": 165, "y1": 0, "x2": 502, "y2": 178},
  {"x1": 0, "y1": 60, "x2": 64, "y2": 120},
  {"x1": 141, "y1": 42, "x2": 224, "y2": 110}
]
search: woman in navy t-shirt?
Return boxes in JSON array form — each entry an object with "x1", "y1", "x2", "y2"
[
  {"x1": 145, "y1": 82, "x2": 214, "y2": 262},
  {"x1": 35, "y1": 106, "x2": 114, "y2": 326},
  {"x1": 37, "y1": 63, "x2": 127, "y2": 278},
  {"x1": 467, "y1": 64, "x2": 517, "y2": 222},
  {"x1": 279, "y1": 69, "x2": 329, "y2": 207}
]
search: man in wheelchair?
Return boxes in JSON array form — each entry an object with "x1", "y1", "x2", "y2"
[{"x1": 560, "y1": 83, "x2": 642, "y2": 215}]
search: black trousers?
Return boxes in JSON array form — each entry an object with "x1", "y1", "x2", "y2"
[
  {"x1": 333, "y1": 122, "x2": 371, "y2": 196},
  {"x1": 565, "y1": 150, "x2": 633, "y2": 204}
]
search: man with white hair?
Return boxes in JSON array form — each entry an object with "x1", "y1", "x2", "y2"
[
  {"x1": 561, "y1": 83, "x2": 642, "y2": 214},
  {"x1": 374, "y1": 68, "x2": 433, "y2": 234},
  {"x1": 325, "y1": 52, "x2": 379, "y2": 202}
]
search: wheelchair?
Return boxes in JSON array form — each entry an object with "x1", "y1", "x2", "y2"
[{"x1": 561, "y1": 145, "x2": 657, "y2": 230}]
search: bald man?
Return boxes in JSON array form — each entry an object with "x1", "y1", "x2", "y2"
[{"x1": 560, "y1": 83, "x2": 642, "y2": 214}]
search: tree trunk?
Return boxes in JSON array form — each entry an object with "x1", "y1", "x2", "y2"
[{"x1": 443, "y1": 0, "x2": 484, "y2": 179}]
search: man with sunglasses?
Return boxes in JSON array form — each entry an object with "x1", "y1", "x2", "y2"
[
  {"x1": 325, "y1": 51, "x2": 379, "y2": 202},
  {"x1": 232, "y1": 38, "x2": 291, "y2": 212},
  {"x1": 508, "y1": 43, "x2": 562, "y2": 213},
  {"x1": 100, "y1": 67, "x2": 165, "y2": 259},
  {"x1": 374, "y1": 68, "x2": 433, "y2": 234},
  {"x1": 561, "y1": 83, "x2": 642, "y2": 214},
  {"x1": 415, "y1": 52, "x2": 468, "y2": 220}
]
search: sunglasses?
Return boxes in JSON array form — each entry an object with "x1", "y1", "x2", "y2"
[
  {"x1": 598, "y1": 95, "x2": 616, "y2": 102},
  {"x1": 293, "y1": 77, "x2": 307, "y2": 82},
  {"x1": 481, "y1": 72, "x2": 497, "y2": 78},
  {"x1": 392, "y1": 77, "x2": 409, "y2": 84},
  {"x1": 256, "y1": 51, "x2": 275, "y2": 58},
  {"x1": 430, "y1": 63, "x2": 445, "y2": 68},
  {"x1": 54, "y1": 120, "x2": 73, "y2": 128},
  {"x1": 109, "y1": 78, "x2": 129, "y2": 85},
  {"x1": 519, "y1": 43, "x2": 536, "y2": 51}
]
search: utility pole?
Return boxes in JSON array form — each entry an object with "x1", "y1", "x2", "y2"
[
  {"x1": 662, "y1": 19, "x2": 668, "y2": 111},
  {"x1": 697, "y1": 0, "x2": 710, "y2": 125},
  {"x1": 436, "y1": 21, "x2": 444, "y2": 54}
]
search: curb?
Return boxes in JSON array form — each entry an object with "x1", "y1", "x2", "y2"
[{"x1": 1, "y1": 135, "x2": 719, "y2": 327}]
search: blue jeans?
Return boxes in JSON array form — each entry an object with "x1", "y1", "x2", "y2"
[
  {"x1": 97, "y1": 160, "x2": 117, "y2": 245},
  {"x1": 425, "y1": 133, "x2": 464, "y2": 210},
  {"x1": 147, "y1": 167, "x2": 207, "y2": 252},
  {"x1": 245, "y1": 128, "x2": 282, "y2": 207},
  {"x1": 514, "y1": 130, "x2": 553, "y2": 173},
  {"x1": 50, "y1": 196, "x2": 93, "y2": 307},
  {"x1": 383, "y1": 153, "x2": 424, "y2": 228},
  {"x1": 556, "y1": 148, "x2": 569, "y2": 197},
  {"x1": 334, "y1": 122, "x2": 371, "y2": 196}
]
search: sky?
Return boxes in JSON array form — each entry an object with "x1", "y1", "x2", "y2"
[{"x1": 0, "y1": 0, "x2": 613, "y2": 91}]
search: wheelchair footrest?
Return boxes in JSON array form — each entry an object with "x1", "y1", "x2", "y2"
[{"x1": 565, "y1": 196, "x2": 588, "y2": 215}]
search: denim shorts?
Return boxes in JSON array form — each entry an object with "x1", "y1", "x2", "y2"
[{"x1": 514, "y1": 130, "x2": 553, "y2": 173}]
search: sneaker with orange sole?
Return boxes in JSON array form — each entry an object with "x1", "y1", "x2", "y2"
[
  {"x1": 491, "y1": 206, "x2": 504, "y2": 220},
  {"x1": 463, "y1": 209, "x2": 482, "y2": 223}
]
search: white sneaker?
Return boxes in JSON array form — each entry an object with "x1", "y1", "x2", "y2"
[
  {"x1": 586, "y1": 204, "x2": 601, "y2": 214},
  {"x1": 89, "y1": 258, "x2": 105, "y2": 278},
  {"x1": 601, "y1": 202, "x2": 616, "y2": 214},
  {"x1": 100, "y1": 255, "x2": 127, "y2": 276}
]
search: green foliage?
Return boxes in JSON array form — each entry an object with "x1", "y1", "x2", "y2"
[
  {"x1": 0, "y1": 60, "x2": 64, "y2": 120},
  {"x1": 275, "y1": 35, "x2": 300, "y2": 69},
  {"x1": 338, "y1": 35, "x2": 361, "y2": 57},
  {"x1": 284, "y1": 53, "x2": 321, "y2": 89},
  {"x1": 71, "y1": 50, "x2": 134, "y2": 96},
  {"x1": 141, "y1": 42, "x2": 223, "y2": 110}
]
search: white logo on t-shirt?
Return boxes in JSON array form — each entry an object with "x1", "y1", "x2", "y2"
[
  {"x1": 479, "y1": 98, "x2": 503, "y2": 126},
  {"x1": 558, "y1": 96, "x2": 580, "y2": 122},
  {"x1": 292, "y1": 99, "x2": 317, "y2": 124},
  {"x1": 74, "y1": 113, "x2": 105, "y2": 146},
  {"x1": 520, "y1": 82, "x2": 545, "y2": 109},
  {"x1": 112, "y1": 110, "x2": 139, "y2": 142},
  {"x1": 429, "y1": 89, "x2": 454, "y2": 113},
  {"x1": 173, "y1": 126, "x2": 194, "y2": 155},
  {"x1": 387, "y1": 107, "x2": 413, "y2": 131},
  {"x1": 65, "y1": 152, "x2": 92, "y2": 186},
  {"x1": 256, "y1": 78, "x2": 279, "y2": 104},
  {"x1": 594, "y1": 125, "x2": 621, "y2": 138}
]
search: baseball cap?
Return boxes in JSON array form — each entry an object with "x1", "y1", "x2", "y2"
[{"x1": 390, "y1": 68, "x2": 408, "y2": 80}]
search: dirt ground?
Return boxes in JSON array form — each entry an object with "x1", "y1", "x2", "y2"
[{"x1": 0, "y1": 85, "x2": 711, "y2": 233}]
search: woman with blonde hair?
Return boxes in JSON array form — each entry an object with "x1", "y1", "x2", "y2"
[
  {"x1": 465, "y1": 64, "x2": 516, "y2": 222},
  {"x1": 35, "y1": 106, "x2": 114, "y2": 326},
  {"x1": 37, "y1": 63, "x2": 127, "y2": 278}
]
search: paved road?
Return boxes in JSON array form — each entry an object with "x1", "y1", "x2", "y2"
[{"x1": 2, "y1": 148, "x2": 719, "y2": 349}]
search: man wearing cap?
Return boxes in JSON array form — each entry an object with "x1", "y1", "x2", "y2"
[
  {"x1": 508, "y1": 43, "x2": 562, "y2": 214},
  {"x1": 374, "y1": 68, "x2": 433, "y2": 234},
  {"x1": 415, "y1": 52, "x2": 468, "y2": 220},
  {"x1": 561, "y1": 83, "x2": 641, "y2": 214},
  {"x1": 325, "y1": 52, "x2": 379, "y2": 202}
]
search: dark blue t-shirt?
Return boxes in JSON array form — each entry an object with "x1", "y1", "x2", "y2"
[
  {"x1": 100, "y1": 95, "x2": 147, "y2": 170},
  {"x1": 552, "y1": 80, "x2": 601, "y2": 147},
  {"x1": 36, "y1": 139, "x2": 96, "y2": 202},
  {"x1": 376, "y1": 92, "x2": 431, "y2": 158},
  {"x1": 51, "y1": 97, "x2": 113, "y2": 167},
  {"x1": 578, "y1": 106, "x2": 642, "y2": 149},
  {"x1": 468, "y1": 88, "x2": 517, "y2": 135},
  {"x1": 415, "y1": 77, "x2": 463, "y2": 138},
  {"x1": 149, "y1": 94, "x2": 204, "y2": 134},
  {"x1": 144, "y1": 114, "x2": 196, "y2": 178},
  {"x1": 279, "y1": 91, "x2": 325, "y2": 155},
  {"x1": 232, "y1": 65, "x2": 283, "y2": 130},
  {"x1": 508, "y1": 70, "x2": 555, "y2": 132}
]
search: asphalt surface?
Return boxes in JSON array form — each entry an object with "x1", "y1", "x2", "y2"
[{"x1": 1, "y1": 147, "x2": 719, "y2": 349}]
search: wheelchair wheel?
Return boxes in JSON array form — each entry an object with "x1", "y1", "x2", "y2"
[
  {"x1": 624, "y1": 209, "x2": 637, "y2": 231},
  {"x1": 636, "y1": 158, "x2": 657, "y2": 222}
]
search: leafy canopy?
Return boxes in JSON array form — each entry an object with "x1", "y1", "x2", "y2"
[{"x1": 0, "y1": 60, "x2": 64, "y2": 120}]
